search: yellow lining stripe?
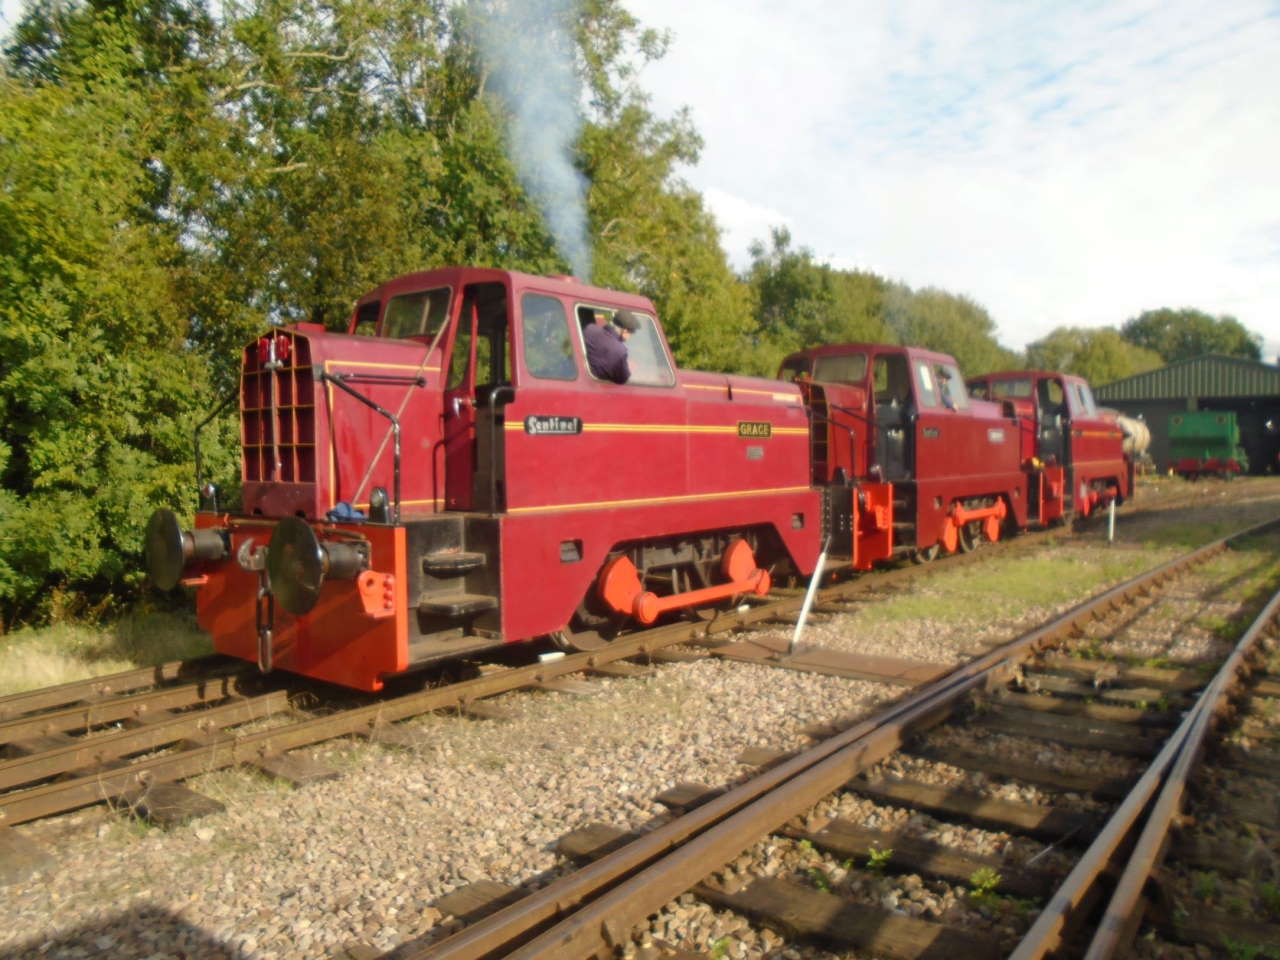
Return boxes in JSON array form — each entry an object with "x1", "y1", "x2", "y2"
[
  {"x1": 684, "y1": 383, "x2": 801, "y2": 403},
  {"x1": 325, "y1": 359, "x2": 441, "y2": 372},
  {"x1": 503, "y1": 422, "x2": 808, "y2": 436},
  {"x1": 508, "y1": 485, "x2": 813, "y2": 515}
]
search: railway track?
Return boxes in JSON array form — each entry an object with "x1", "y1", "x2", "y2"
[
  {"x1": 378, "y1": 516, "x2": 1280, "y2": 960},
  {"x1": 0, "y1": 492, "x2": 1138, "y2": 838}
]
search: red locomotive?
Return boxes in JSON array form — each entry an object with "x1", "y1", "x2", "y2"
[
  {"x1": 965, "y1": 370, "x2": 1133, "y2": 521},
  {"x1": 146, "y1": 268, "x2": 1130, "y2": 692}
]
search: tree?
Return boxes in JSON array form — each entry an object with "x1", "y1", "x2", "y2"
[
  {"x1": 1025, "y1": 327, "x2": 1163, "y2": 386},
  {"x1": 884, "y1": 285, "x2": 1021, "y2": 376},
  {"x1": 1121, "y1": 308, "x2": 1262, "y2": 364},
  {"x1": 743, "y1": 228, "x2": 892, "y2": 375},
  {"x1": 0, "y1": 34, "x2": 229, "y2": 625}
]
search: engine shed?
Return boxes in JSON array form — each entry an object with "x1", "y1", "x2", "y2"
[{"x1": 1095, "y1": 354, "x2": 1280, "y2": 474}]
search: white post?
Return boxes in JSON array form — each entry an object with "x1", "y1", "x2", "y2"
[
  {"x1": 1108, "y1": 498, "x2": 1116, "y2": 544},
  {"x1": 791, "y1": 537, "x2": 830, "y2": 656}
]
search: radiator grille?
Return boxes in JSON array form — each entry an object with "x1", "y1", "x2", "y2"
[{"x1": 241, "y1": 332, "x2": 316, "y2": 484}]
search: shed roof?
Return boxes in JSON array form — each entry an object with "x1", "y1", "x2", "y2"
[{"x1": 1095, "y1": 354, "x2": 1280, "y2": 402}]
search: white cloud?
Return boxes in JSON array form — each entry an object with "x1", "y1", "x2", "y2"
[{"x1": 628, "y1": 0, "x2": 1280, "y2": 355}]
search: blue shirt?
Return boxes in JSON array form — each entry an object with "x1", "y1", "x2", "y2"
[{"x1": 583, "y1": 324, "x2": 630, "y2": 384}]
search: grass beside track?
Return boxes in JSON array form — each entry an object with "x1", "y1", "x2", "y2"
[{"x1": 0, "y1": 606, "x2": 212, "y2": 697}]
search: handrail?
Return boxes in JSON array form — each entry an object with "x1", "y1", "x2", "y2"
[{"x1": 320, "y1": 372, "x2": 426, "y2": 524}]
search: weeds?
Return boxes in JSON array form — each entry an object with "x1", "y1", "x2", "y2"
[
  {"x1": 1259, "y1": 881, "x2": 1280, "y2": 919},
  {"x1": 865, "y1": 846, "x2": 893, "y2": 873},
  {"x1": 807, "y1": 867, "x2": 833, "y2": 893},
  {"x1": 1194, "y1": 870, "x2": 1220, "y2": 901}
]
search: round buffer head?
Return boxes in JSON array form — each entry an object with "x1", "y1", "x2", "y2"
[
  {"x1": 268, "y1": 516, "x2": 326, "y2": 615},
  {"x1": 145, "y1": 508, "x2": 186, "y2": 591}
]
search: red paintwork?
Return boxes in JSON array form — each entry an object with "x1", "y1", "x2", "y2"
[
  {"x1": 853, "y1": 482, "x2": 894, "y2": 570},
  {"x1": 967, "y1": 369, "x2": 1132, "y2": 514},
  {"x1": 241, "y1": 328, "x2": 444, "y2": 518},
  {"x1": 782, "y1": 343, "x2": 1029, "y2": 552},
  {"x1": 599, "y1": 541, "x2": 769, "y2": 625},
  {"x1": 1173, "y1": 457, "x2": 1244, "y2": 479}
]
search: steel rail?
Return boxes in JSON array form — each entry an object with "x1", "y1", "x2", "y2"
[
  {"x1": 403, "y1": 516, "x2": 1275, "y2": 960},
  {"x1": 0, "y1": 489, "x2": 1193, "y2": 827},
  {"x1": 0, "y1": 691, "x2": 291, "y2": 789},
  {"x1": 1079, "y1": 585, "x2": 1280, "y2": 959},
  {"x1": 0, "y1": 655, "x2": 238, "y2": 721},
  {"x1": 1008, "y1": 534, "x2": 1280, "y2": 958},
  {"x1": 0, "y1": 526, "x2": 1051, "y2": 825},
  {"x1": 0, "y1": 595, "x2": 812, "y2": 825},
  {"x1": 0, "y1": 674, "x2": 248, "y2": 742}
]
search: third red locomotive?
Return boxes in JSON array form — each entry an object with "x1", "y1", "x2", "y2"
[{"x1": 146, "y1": 267, "x2": 1131, "y2": 691}]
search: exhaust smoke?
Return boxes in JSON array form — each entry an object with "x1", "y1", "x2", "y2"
[{"x1": 475, "y1": 0, "x2": 592, "y2": 281}]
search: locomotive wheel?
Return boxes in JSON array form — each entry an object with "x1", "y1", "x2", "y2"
[
  {"x1": 554, "y1": 627, "x2": 611, "y2": 651},
  {"x1": 911, "y1": 544, "x2": 939, "y2": 564},
  {"x1": 957, "y1": 521, "x2": 981, "y2": 553}
]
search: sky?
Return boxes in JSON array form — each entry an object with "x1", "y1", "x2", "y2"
[
  {"x1": 624, "y1": 0, "x2": 1280, "y2": 359},
  {"x1": 3, "y1": 0, "x2": 1277, "y2": 361}
]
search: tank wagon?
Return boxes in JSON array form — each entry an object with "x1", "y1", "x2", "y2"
[
  {"x1": 1168, "y1": 410, "x2": 1249, "y2": 479},
  {"x1": 146, "y1": 268, "x2": 1130, "y2": 692}
]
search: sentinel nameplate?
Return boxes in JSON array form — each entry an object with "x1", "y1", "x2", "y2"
[
  {"x1": 988, "y1": 428, "x2": 1006, "y2": 443},
  {"x1": 524, "y1": 415, "x2": 583, "y2": 435},
  {"x1": 738, "y1": 421, "x2": 772, "y2": 438}
]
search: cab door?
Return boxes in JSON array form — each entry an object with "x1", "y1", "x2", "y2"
[
  {"x1": 443, "y1": 282, "x2": 511, "y2": 511},
  {"x1": 1036, "y1": 376, "x2": 1069, "y2": 468},
  {"x1": 872, "y1": 352, "x2": 913, "y2": 481}
]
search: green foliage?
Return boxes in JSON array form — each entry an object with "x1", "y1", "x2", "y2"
[
  {"x1": 1259, "y1": 881, "x2": 1280, "y2": 919},
  {"x1": 1025, "y1": 326, "x2": 1164, "y2": 387},
  {"x1": 1194, "y1": 870, "x2": 1220, "y2": 901},
  {"x1": 806, "y1": 866, "x2": 833, "y2": 892},
  {"x1": 865, "y1": 845, "x2": 893, "y2": 873},
  {"x1": 0, "y1": 26, "x2": 233, "y2": 625},
  {"x1": 884, "y1": 284, "x2": 1021, "y2": 376},
  {"x1": 1218, "y1": 936, "x2": 1279, "y2": 960},
  {"x1": 969, "y1": 867, "x2": 1001, "y2": 895},
  {"x1": 742, "y1": 228, "x2": 1022, "y2": 378},
  {"x1": 1121, "y1": 308, "x2": 1263, "y2": 364}
]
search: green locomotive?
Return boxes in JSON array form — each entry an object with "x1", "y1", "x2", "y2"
[{"x1": 1168, "y1": 410, "x2": 1248, "y2": 479}]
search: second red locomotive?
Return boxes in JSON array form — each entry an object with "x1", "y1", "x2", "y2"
[{"x1": 147, "y1": 267, "x2": 1130, "y2": 691}]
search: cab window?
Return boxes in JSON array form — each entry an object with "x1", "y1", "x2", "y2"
[
  {"x1": 934, "y1": 363, "x2": 968, "y2": 410},
  {"x1": 1072, "y1": 382, "x2": 1097, "y2": 416},
  {"x1": 384, "y1": 288, "x2": 451, "y2": 340},
  {"x1": 779, "y1": 358, "x2": 810, "y2": 382},
  {"x1": 622, "y1": 313, "x2": 676, "y2": 387},
  {"x1": 575, "y1": 306, "x2": 675, "y2": 387},
  {"x1": 522, "y1": 294, "x2": 577, "y2": 381},
  {"x1": 915, "y1": 360, "x2": 939, "y2": 408},
  {"x1": 354, "y1": 301, "x2": 379, "y2": 336},
  {"x1": 990, "y1": 378, "x2": 1032, "y2": 399},
  {"x1": 448, "y1": 283, "x2": 509, "y2": 390},
  {"x1": 812, "y1": 352, "x2": 867, "y2": 384},
  {"x1": 1039, "y1": 378, "x2": 1065, "y2": 410}
]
